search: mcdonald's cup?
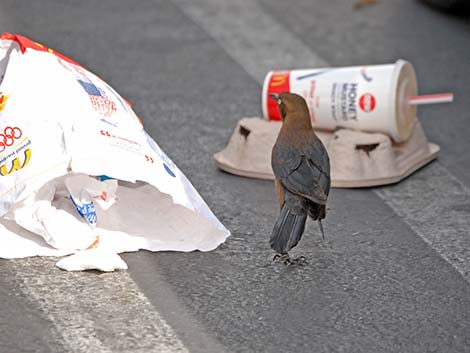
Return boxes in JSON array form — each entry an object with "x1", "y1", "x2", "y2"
[{"x1": 262, "y1": 60, "x2": 418, "y2": 142}]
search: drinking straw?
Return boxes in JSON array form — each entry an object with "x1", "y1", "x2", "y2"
[{"x1": 407, "y1": 93, "x2": 453, "y2": 105}]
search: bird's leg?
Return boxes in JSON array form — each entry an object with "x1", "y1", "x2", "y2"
[{"x1": 318, "y1": 220, "x2": 325, "y2": 240}]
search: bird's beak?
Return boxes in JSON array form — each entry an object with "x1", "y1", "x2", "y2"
[{"x1": 269, "y1": 93, "x2": 279, "y2": 101}]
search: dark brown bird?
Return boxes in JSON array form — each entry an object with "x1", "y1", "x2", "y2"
[{"x1": 270, "y1": 92, "x2": 330, "y2": 264}]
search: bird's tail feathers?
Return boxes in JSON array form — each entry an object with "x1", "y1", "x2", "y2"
[{"x1": 270, "y1": 204, "x2": 307, "y2": 254}]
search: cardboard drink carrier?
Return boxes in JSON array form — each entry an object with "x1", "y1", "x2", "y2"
[{"x1": 215, "y1": 61, "x2": 452, "y2": 187}]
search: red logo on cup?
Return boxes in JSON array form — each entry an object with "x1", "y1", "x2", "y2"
[
  {"x1": 266, "y1": 71, "x2": 291, "y2": 121},
  {"x1": 359, "y1": 93, "x2": 376, "y2": 113}
]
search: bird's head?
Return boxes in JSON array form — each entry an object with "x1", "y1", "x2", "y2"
[
  {"x1": 269, "y1": 92, "x2": 310, "y2": 124},
  {"x1": 269, "y1": 93, "x2": 285, "y2": 119}
]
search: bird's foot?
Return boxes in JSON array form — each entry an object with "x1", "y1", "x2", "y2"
[
  {"x1": 273, "y1": 253, "x2": 290, "y2": 264},
  {"x1": 273, "y1": 254, "x2": 307, "y2": 266}
]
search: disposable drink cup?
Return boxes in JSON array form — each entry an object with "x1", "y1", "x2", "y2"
[{"x1": 262, "y1": 60, "x2": 418, "y2": 143}]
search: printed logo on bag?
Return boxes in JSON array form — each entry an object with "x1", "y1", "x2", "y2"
[
  {"x1": 0, "y1": 93, "x2": 8, "y2": 112},
  {"x1": 70, "y1": 196, "x2": 97, "y2": 226},
  {"x1": 56, "y1": 58, "x2": 117, "y2": 118},
  {"x1": 78, "y1": 80, "x2": 117, "y2": 117},
  {"x1": 0, "y1": 126, "x2": 32, "y2": 176},
  {"x1": 359, "y1": 93, "x2": 376, "y2": 113},
  {"x1": 0, "y1": 126, "x2": 22, "y2": 153},
  {"x1": 57, "y1": 57, "x2": 131, "y2": 123}
]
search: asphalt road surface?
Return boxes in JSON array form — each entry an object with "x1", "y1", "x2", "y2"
[{"x1": 1, "y1": 1, "x2": 469, "y2": 352}]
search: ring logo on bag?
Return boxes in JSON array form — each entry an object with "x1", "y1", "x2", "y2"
[
  {"x1": 0, "y1": 126, "x2": 32, "y2": 176},
  {"x1": 0, "y1": 126, "x2": 22, "y2": 152}
]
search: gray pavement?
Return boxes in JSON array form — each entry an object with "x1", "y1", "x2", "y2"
[{"x1": 0, "y1": 1, "x2": 469, "y2": 352}]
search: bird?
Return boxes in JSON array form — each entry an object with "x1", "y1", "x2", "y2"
[{"x1": 269, "y1": 92, "x2": 330, "y2": 265}]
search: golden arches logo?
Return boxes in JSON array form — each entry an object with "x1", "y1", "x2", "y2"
[
  {"x1": 270, "y1": 74, "x2": 288, "y2": 87},
  {"x1": 0, "y1": 94, "x2": 8, "y2": 112},
  {"x1": 0, "y1": 148, "x2": 32, "y2": 176}
]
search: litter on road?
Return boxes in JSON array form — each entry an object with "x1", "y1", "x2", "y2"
[
  {"x1": 216, "y1": 60, "x2": 452, "y2": 187},
  {"x1": 0, "y1": 33, "x2": 230, "y2": 271}
]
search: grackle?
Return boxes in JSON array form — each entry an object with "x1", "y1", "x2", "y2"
[{"x1": 269, "y1": 92, "x2": 330, "y2": 265}]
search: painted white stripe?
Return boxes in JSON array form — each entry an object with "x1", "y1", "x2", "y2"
[
  {"x1": 375, "y1": 163, "x2": 470, "y2": 283},
  {"x1": 172, "y1": 0, "x2": 470, "y2": 283},
  {"x1": 171, "y1": 0, "x2": 327, "y2": 84},
  {"x1": 8, "y1": 257, "x2": 189, "y2": 353}
]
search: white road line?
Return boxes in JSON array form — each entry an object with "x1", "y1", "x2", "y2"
[
  {"x1": 375, "y1": 163, "x2": 470, "y2": 283},
  {"x1": 172, "y1": 0, "x2": 470, "y2": 283},
  {"x1": 7, "y1": 257, "x2": 189, "y2": 353},
  {"x1": 171, "y1": 0, "x2": 327, "y2": 84}
]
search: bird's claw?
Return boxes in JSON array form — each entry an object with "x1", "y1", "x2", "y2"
[
  {"x1": 273, "y1": 254, "x2": 307, "y2": 266},
  {"x1": 272, "y1": 253, "x2": 286, "y2": 263}
]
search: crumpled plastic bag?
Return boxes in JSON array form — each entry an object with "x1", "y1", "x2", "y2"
[
  {"x1": 5, "y1": 174, "x2": 117, "y2": 251},
  {"x1": 0, "y1": 33, "x2": 230, "y2": 270},
  {"x1": 56, "y1": 248, "x2": 128, "y2": 272}
]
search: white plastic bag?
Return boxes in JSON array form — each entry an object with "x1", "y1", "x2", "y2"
[{"x1": 0, "y1": 33, "x2": 230, "y2": 270}]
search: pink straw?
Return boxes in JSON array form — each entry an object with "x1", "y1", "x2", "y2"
[{"x1": 408, "y1": 93, "x2": 454, "y2": 105}]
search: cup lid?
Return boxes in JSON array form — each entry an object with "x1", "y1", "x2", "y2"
[{"x1": 390, "y1": 60, "x2": 417, "y2": 142}]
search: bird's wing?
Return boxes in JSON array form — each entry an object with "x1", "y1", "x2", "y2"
[
  {"x1": 272, "y1": 139, "x2": 330, "y2": 205},
  {"x1": 271, "y1": 141, "x2": 303, "y2": 179},
  {"x1": 274, "y1": 178, "x2": 285, "y2": 208}
]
